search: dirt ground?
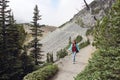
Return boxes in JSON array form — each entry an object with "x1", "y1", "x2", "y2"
[{"x1": 51, "y1": 44, "x2": 96, "y2": 80}]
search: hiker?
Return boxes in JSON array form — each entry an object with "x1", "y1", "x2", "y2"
[{"x1": 68, "y1": 40, "x2": 80, "y2": 64}]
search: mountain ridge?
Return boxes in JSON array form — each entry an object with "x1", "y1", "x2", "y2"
[{"x1": 59, "y1": 0, "x2": 115, "y2": 28}]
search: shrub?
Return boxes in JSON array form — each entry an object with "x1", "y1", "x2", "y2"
[
  {"x1": 23, "y1": 64, "x2": 58, "y2": 80},
  {"x1": 79, "y1": 39, "x2": 90, "y2": 49},
  {"x1": 46, "y1": 53, "x2": 54, "y2": 63},
  {"x1": 75, "y1": 49, "x2": 120, "y2": 80},
  {"x1": 75, "y1": 0, "x2": 120, "y2": 79},
  {"x1": 86, "y1": 28, "x2": 93, "y2": 36},
  {"x1": 75, "y1": 35, "x2": 83, "y2": 43},
  {"x1": 92, "y1": 8, "x2": 101, "y2": 14},
  {"x1": 56, "y1": 49, "x2": 68, "y2": 59},
  {"x1": 75, "y1": 18, "x2": 84, "y2": 27}
]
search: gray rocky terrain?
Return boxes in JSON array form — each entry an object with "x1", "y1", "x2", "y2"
[{"x1": 39, "y1": 23, "x2": 88, "y2": 60}]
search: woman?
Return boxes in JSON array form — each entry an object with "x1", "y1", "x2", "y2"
[{"x1": 68, "y1": 40, "x2": 80, "y2": 64}]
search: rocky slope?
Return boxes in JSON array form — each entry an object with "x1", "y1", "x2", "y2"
[
  {"x1": 70, "y1": 0, "x2": 115, "y2": 27},
  {"x1": 39, "y1": 23, "x2": 88, "y2": 60},
  {"x1": 39, "y1": 0, "x2": 115, "y2": 61}
]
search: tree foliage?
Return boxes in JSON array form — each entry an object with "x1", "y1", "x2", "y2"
[
  {"x1": 0, "y1": 0, "x2": 35, "y2": 79},
  {"x1": 30, "y1": 5, "x2": 43, "y2": 65}
]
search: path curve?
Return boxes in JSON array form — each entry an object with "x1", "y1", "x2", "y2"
[{"x1": 51, "y1": 44, "x2": 96, "y2": 80}]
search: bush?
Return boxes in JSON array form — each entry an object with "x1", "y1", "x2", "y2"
[
  {"x1": 92, "y1": 8, "x2": 101, "y2": 14},
  {"x1": 76, "y1": 35, "x2": 83, "y2": 43},
  {"x1": 56, "y1": 49, "x2": 68, "y2": 59},
  {"x1": 75, "y1": 48, "x2": 120, "y2": 80},
  {"x1": 86, "y1": 28, "x2": 93, "y2": 36},
  {"x1": 75, "y1": 18, "x2": 84, "y2": 27},
  {"x1": 79, "y1": 40, "x2": 90, "y2": 49},
  {"x1": 66, "y1": 43, "x2": 71, "y2": 49},
  {"x1": 23, "y1": 64, "x2": 58, "y2": 80},
  {"x1": 76, "y1": 1, "x2": 120, "y2": 79},
  {"x1": 46, "y1": 53, "x2": 54, "y2": 63}
]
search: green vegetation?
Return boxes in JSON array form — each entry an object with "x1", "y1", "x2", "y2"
[
  {"x1": 46, "y1": 53, "x2": 54, "y2": 63},
  {"x1": 86, "y1": 28, "x2": 93, "y2": 36},
  {"x1": 56, "y1": 49, "x2": 68, "y2": 59},
  {"x1": 79, "y1": 39, "x2": 90, "y2": 49},
  {"x1": 75, "y1": 49, "x2": 120, "y2": 80},
  {"x1": 75, "y1": 18, "x2": 84, "y2": 27},
  {"x1": 23, "y1": 64, "x2": 58, "y2": 80},
  {"x1": 92, "y1": 8, "x2": 101, "y2": 14},
  {"x1": 66, "y1": 37, "x2": 72, "y2": 49},
  {"x1": 30, "y1": 5, "x2": 43, "y2": 65},
  {"x1": 0, "y1": 1, "x2": 38, "y2": 79},
  {"x1": 76, "y1": 35, "x2": 83, "y2": 43},
  {"x1": 75, "y1": 0, "x2": 120, "y2": 79},
  {"x1": 66, "y1": 35, "x2": 82, "y2": 49}
]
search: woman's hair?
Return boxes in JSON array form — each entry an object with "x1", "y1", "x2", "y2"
[{"x1": 73, "y1": 40, "x2": 76, "y2": 44}]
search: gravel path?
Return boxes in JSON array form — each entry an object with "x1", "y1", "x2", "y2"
[{"x1": 51, "y1": 44, "x2": 96, "y2": 80}]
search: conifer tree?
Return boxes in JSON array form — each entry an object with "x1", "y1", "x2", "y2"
[
  {"x1": 0, "y1": 0, "x2": 26, "y2": 79},
  {"x1": 30, "y1": 5, "x2": 42, "y2": 65},
  {"x1": 0, "y1": 0, "x2": 11, "y2": 54}
]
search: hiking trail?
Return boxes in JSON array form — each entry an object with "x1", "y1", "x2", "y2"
[{"x1": 51, "y1": 37, "x2": 96, "y2": 80}]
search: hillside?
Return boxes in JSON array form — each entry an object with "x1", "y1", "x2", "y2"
[
  {"x1": 39, "y1": 0, "x2": 114, "y2": 61},
  {"x1": 23, "y1": 24, "x2": 57, "y2": 36},
  {"x1": 41, "y1": 25, "x2": 57, "y2": 37},
  {"x1": 39, "y1": 23, "x2": 88, "y2": 60},
  {"x1": 23, "y1": 24, "x2": 57, "y2": 45}
]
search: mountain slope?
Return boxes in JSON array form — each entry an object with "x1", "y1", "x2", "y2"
[
  {"x1": 61, "y1": 0, "x2": 115, "y2": 28},
  {"x1": 39, "y1": 23, "x2": 88, "y2": 60},
  {"x1": 39, "y1": 0, "x2": 115, "y2": 61}
]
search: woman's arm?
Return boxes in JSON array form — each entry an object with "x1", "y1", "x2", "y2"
[{"x1": 76, "y1": 44, "x2": 80, "y2": 51}]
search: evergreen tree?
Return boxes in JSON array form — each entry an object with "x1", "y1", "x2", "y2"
[
  {"x1": 20, "y1": 46, "x2": 35, "y2": 76},
  {"x1": 0, "y1": 0, "x2": 11, "y2": 54},
  {"x1": 0, "y1": 0, "x2": 27, "y2": 79},
  {"x1": 0, "y1": 0, "x2": 19, "y2": 79},
  {"x1": 46, "y1": 53, "x2": 54, "y2": 63},
  {"x1": 50, "y1": 53, "x2": 54, "y2": 63},
  {"x1": 46, "y1": 53, "x2": 50, "y2": 63},
  {"x1": 30, "y1": 5, "x2": 43, "y2": 65}
]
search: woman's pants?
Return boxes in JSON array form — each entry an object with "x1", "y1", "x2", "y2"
[{"x1": 72, "y1": 52, "x2": 76, "y2": 62}]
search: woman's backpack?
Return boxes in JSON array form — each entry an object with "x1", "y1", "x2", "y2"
[{"x1": 72, "y1": 43, "x2": 79, "y2": 53}]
